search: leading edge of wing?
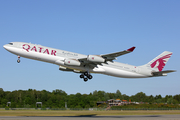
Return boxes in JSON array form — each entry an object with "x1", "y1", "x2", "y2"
[{"x1": 100, "y1": 46, "x2": 136, "y2": 60}]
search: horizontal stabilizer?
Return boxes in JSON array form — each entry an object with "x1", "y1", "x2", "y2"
[{"x1": 152, "y1": 70, "x2": 176, "y2": 76}]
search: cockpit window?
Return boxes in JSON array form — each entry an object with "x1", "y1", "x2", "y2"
[{"x1": 8, "y1": 43, "x2": 13, "y2": 45}]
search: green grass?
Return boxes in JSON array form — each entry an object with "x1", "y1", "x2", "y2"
[{"x1": 0, "y1": 110, "x2": 180, "y2": 116}]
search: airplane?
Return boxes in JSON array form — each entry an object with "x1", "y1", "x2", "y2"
[{"x1": 3, "y1": 42, "x2": 175, "y2": 82}]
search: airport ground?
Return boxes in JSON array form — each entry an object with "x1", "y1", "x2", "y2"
[
  {"x1": 0, "y1": 110, "x2": 180, "y2": 116},
  {"x1": 0, "y1": 110, "x2": 180, "y2": 120},
  {"x1": 1, "y1": 115, "x2": 180, "y2": 120}
]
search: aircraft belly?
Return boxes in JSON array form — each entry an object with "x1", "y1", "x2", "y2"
[{"x1": 101, "y1": 66, "x2": 147, "y2": 78}]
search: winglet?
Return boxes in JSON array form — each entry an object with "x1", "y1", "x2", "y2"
[{"x1": 127, "y1": 47, "x2": 136, "y2": 52}]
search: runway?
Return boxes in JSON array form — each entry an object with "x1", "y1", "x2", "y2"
[{"x1": 0, "y1": 115, "x2": 180, "y2": 120}]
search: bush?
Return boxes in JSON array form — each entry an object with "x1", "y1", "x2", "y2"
[{"x1": 5, "y1": 106, "x2": 9, "y2": 110}]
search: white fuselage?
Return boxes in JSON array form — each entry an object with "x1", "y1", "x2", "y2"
[{"x1": 3, "y1": 42, "x2": 152, "y2": 78}]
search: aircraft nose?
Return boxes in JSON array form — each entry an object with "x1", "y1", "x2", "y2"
[
  {"x1": 3, "y1": 45, "x2": 7, "y2": 49},
  {"x1": 3, "y1": 44, "x2": 10, "y2": 50}
]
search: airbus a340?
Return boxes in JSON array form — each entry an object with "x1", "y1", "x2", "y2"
[{"x1": 3, "y1": 42, "x2": 175, "y2": 82}]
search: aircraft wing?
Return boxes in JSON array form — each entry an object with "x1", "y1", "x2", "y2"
[
  {"x1": 78, "y1": 46, "x2": 135, "y2": 64},
  {"x1": 101, "y1": 46, "x2": 136, "y2": 61}
]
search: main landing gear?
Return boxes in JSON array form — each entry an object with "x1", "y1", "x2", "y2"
[
  {"x1": 80, "y1": 71, "x2": 93, "y2": 82},
  {"x1": 17, "y1": 56, "x2": 20, "y2": 63}
]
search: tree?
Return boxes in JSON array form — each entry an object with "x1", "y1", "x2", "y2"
[
  {"x1": 173, "y1": 94, "x2": 180, "y2": 104},
  {"x1": 122, "y1": 94, "x2": 129, "y2": 101},
  {"x1": 155, "y1": 95, "x2": 162, "y2": 99},
  {"x1": 115, "y1": 90, "x2": 122, "y2": 99},
  {"x1": 167, "y1": 97, "x2": 173, "y2": 104},
  {"x1": 131, "y1": 92, "x2": 147, "y2": 102},
  {"x1": 108, "y1": 93, "x2": 115, "y2": 99},
  {"x1": 104, "y1": 93, "x2": 110, "y2": 101},
  {"x1": 148, "y1": 95, "x2": 155, "y2": 103},
  {"x1": 97, "y1": 91, "x2": 106, "y2": 101},
  {"x1": 0, "y1": 88, "x2": 179, "y2": 108}
]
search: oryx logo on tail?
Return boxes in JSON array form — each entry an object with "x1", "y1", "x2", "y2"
[{"x1": 150, "y1": 53, "x2": 172, "y2": 71}]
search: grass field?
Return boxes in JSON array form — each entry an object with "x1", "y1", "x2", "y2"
[{"x1": 0, "y1": 110, "x2": 180, "y2": 116}]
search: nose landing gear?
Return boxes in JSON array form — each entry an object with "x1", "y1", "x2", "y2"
[
  {"x1": 79, "y1": 71, "x2": 93, "y2": 82},
  {"x1": 17, "y1": 56, "x2": 20, "y2": 63}
]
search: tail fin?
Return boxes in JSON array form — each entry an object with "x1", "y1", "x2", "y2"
[{"x1": 140, "y1": 51, "x2": 173, "y2": 72}]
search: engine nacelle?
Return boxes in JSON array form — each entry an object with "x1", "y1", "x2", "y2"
[
  {"x1": 64, "y1": 59, "x2": 81, "y2": 66},
  {"x1": 87, "y1": 55, "x2": 105, "y2": 63}
]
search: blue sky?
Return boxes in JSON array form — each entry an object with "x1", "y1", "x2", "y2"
[{"x1": 0, "y1": 0, "x2": 180, "y2": 97}]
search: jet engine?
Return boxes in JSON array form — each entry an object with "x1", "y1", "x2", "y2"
[
  {"x1": 87, "y1": 55, "x2": 105, "y2": 63},
  {"x1": 64, "y1": 59, "x2": 81, "y2": 66}
]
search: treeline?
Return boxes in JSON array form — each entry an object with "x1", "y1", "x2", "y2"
[{"x1": 0, "y1": 88, "x2": 179, "y2": 108}]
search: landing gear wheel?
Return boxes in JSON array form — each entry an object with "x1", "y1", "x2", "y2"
[
  {"x1": 80, "y1": 71, "x2": 93, "y2": 81},
  {"x1": 87, "y1": 74, "x2": 93, "y2": 79},
  {"x1": 17, "y1": 59, "x2": 20, "y2": 63},
  {"x1": 17, "y1": 56, "x2": 20, "y2": 63},
  {"x1": 84, "y1": 72, "x2": 88, "y2": 76},
  {"x1": 84, "y1": 78, "x2": 88, "y2": 82},
  {"x1": 80, "y1": 74, "x2": 84, "y2": 78}
]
